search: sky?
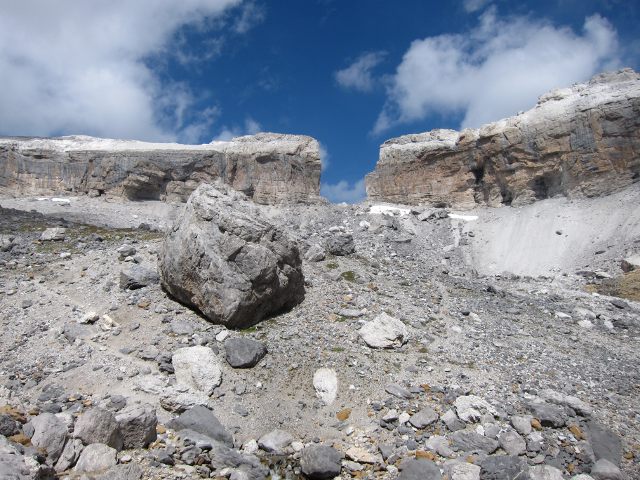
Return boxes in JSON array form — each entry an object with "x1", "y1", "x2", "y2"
[{"x1": 0, "y1": 1, "x2": 638, "y2": 203}]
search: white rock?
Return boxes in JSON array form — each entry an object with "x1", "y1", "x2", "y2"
[
  {"x1": 345, "y1": 446, "x2": 381, "y2": 464},
  {"x1": 529, "y1": 465, "x2": 565, "y2": 480},
  {"x1": 443, "y1": 460, "x2": 481, "y2": 480},
  {"x1": 454, "y1": 395, "x2": 497, "y2": 423},
  {"x1": 358, "y1": 313, "x2": 408, "y2": 349},
  {"x1": 172, "y1": 346, "x2": 222, "y2": 395},
  {"x1": 578, "y1": 320, "x2": 594, "y2": 329},
  {"x1": 398, "y1": 412, "x2": 410, "y2": 424},
  {"x1": 258, "y1": 429, "x2": 293, "y2": 453},
  {"x1": 216, "y1": 330, "x2": 229, "y2": 342},
  {"x1": 74, "y1": 443, "x2": 117, "y2": 473},
  {"x1": 313, "y1": 368, "x2": 338, "y2": 405}
]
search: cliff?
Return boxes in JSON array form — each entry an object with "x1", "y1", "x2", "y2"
[
  {"x1": 0, "y1": 133, "x2": 322, "y2": 205},
  {"x1": 366, "y1": 69, "x2": 640, "y2": 208}
]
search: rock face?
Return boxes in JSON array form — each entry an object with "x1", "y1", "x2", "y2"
[
  {"x1": 366, "y1": 69, "x2": 640, "y2": 208},
  {"x1": 159, "y1": 183, "x2": 305, "y2": 328},
  {"x1": 0, "y1": 133, "x2": 321, "y2": 205}
]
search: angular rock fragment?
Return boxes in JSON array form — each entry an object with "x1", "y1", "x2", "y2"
[
  {"x1": 167, "y1": 405, "x2": 233, "y2": 447},
  {"x1": 313, "y1": 368, "x2": 338, "y2": 405},
  {"x1": 359, "y1": 313, "x2": 408, "y2": 348},
  {"x1": 74, "y1": 408, "x2": 123, "y2": 451},
  {"x1": 74, "y1": 443, "x2": 117, "y2": 473},
  {"x1": 172, "y1": 345, "x2": 222, "y2": 395},
  {"x1": 300, "y1": 445, "x2": 342, "y2": 479},
  {"x1": 159, "y1": 183, "x2": 305, "y2": 328},
  {"x1": 224, "y1": 338, "x2": 267, "y2": 368},
  {"x1": 115, "y1": 404, "x2": 157, "y2": 449}
]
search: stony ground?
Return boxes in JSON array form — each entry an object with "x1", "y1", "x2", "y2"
[{"x1": 0, "y1": 192, "x2": 638, "y2": 479}]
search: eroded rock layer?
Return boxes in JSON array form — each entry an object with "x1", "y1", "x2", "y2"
[
  {"x1": 366, "y1": 69, "x2": 640, "y2": 208},
  {"x1": 0, "y1": 133, "x2": 321, "y2": 204}
]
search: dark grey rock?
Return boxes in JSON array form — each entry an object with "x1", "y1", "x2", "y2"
[
  {"x1": 528, "y1": 402, "x2": 566, "y2": 428},
  {"x1": 30, "y1": 413, "x2": 68, "y2": 463},
  {"x1": 398, "y1": 458, "x2": 442, "y2": 480},
  {"x1": 0, "y1": 414, "x2": 18, "y2": 437},
  {"x1": 224, "y1": 338, "x2": 267, "y2": 368},
  {"x1": 409, "y1": 408, "x2": 438, "y2": 429},
  {"x1": 300, "y1": 445, "x2": 342, "y2": 479},
  {"x1": 115, "y1": 404, "x2": 157, "y2": 449},
  {"x1": 590, "y1": 458, "x2": 623, "y2": 480},
  {"x1": 167, "y1": 405, "x2": 233, "y2": 447},
  {"x1": 325, "y1": 233, "x2": 355, "y2": 256},
  {"x1": 480, "y1": 455, "x2": 530, "y2": 480},
  {"x1": 449, "y1": 431, "x2": 499, "y2": 454},
  {"x1": 385, "y1": 384, "x2": 412, "y2": 399},
  {"x1": 119, "y1": 265, "x2": 159, "y2": 290},
  {"x1": 587, "y1": 421, "x2": 623, "y2": 466}
]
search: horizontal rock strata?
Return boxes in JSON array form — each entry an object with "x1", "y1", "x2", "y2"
[
  {"x1": 0, "y1": 133, "x2": 321, "y2": 205},
  {"x1": 366, "y1": 69, "x2": 640, "y2": 207}
]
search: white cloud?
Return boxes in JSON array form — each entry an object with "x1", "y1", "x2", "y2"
[
  {"x1": 234, "y1": 1, "x2": 266, "y2": 34},
  {"x1": 463, "y1": 0, "x2": 491, "y2": 13},
  {"x1": 211, "y1": 117, "x2": 262, "y2": 141},
  {"x1": 374, "y1": 10, "x2": 620, "y2": 133},
  {"x1": 0, "y1": 0, "x2": 241, "y2": 141},
  {"x1": 335, "y1": 51, "x2": 386, "y2": 92},
  {"x1": 321, "y1": 179, "x2": 366, "y2": 204},
  {"x1": 318, "y1": 142, "x2": 330, "y2": 171}
]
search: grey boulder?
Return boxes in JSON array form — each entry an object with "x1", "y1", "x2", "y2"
[
  {"x1": 300, "y1": 445, "x2": 342, "y2": 479},
  {"x1": 225, "y1": 338, "x2": 267, "y2": 368},
  {"x1": 325, "y1": 233, "x2": 355, "y2": 256},
  {"x1": 119, "y1": 264, "x2": 159, "y2": 290},
  {"x1": 258, "y1": 429, "x2": 293, "y2": 453},
  {"x1": 74, "y1": 443, "x2": 117, "y2": 473},
  {"x1": 590, "y1": 459, "x2": 623, "y2": 480},
  {"x1": 409, "y1": 407, "x2": 439, "y2": 429},
  {"x1": 398, "y1": 458, "x2": 442, "y2": 480},
  {"x1": 40, "y1": 227, "x2": 66, "y2": 241},
  {"x1": 74, "y1": 408, "x2": 123, "y2": 451},
  {"x1": 30, "y1": 413, "x2": 68, "y2": 463},
  {"x1": 115, "y1": 404, "x2": 157, "y2": 449},
  {"x1": 480, "y1": 456, "x2": 530, "y2": 480},
  {"x1": 449, "y1": 431, "x2": 499, "y2": 454},
  {"x1": 167, "y1": 405, "x2": 233, "y2": 447},
  {"x1": 304, "y1": 244, "x2": 326, "y2": 262},
  {"x1": 159, "y1": 183, "x2": 305, "y2": 328}
]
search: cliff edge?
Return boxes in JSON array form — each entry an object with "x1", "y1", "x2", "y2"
[
  {"x1": 0, "y1": 133, "x2": 322, "y2": 205},
  {"x1": 366, "y1": 69, "x2": 640, "y2": 208}
]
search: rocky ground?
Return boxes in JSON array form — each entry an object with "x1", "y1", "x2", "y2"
[{"x1": 0, "y1": 188, "x2": 639, "y2": 479}]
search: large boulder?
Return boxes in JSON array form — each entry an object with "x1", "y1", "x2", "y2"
[{"x1": 159, "y1": 183, "x2": 305, "y2": 328}]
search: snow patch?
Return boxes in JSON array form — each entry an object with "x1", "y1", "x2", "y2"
[
  {"x1": 448, "y1": 213, "x2": 478, "y2": 221},
  {"x1": 369, "y1": 205, "x2": 410, "y2": 216}
]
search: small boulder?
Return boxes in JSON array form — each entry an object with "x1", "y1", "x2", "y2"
[
  {"x1": 172, "y1": 345, "x2": 222, "y2": 395},
  {"x1": 167, "y1": 405, "x2": 233, "y2": 447},
  {"x1": 224, "y1": 338, "x2": 267, "y2": 368},
  {"x1": 30, "y1": 413, "x2": 68, "y2": 463},
  {"x1": 621, "y1": 254, "x2": 640, "y2": 272},
  {"x1": 449, "y1": 431, "x2": 499, "y2": 454},
  {"x1": 590, "y1": 459, "x2": 623, "y2": 480},
  {"x1": 325, "y1": 233, "x2": 355, "y2": 256},
  {"x1": 74, "y1": 408, "x2": 123, "y2": 451},
  {"x1": 359, "y1": 313, "x2": 408, "y2": 348},
  {"x1": 398, "y1": 458, "x2": 442, "y2": 480},
  {"x1": 74, "y1": 443, "x2": 117, "y2": 473},
  {"x1": 300, "y1": 445, "x2": 343, "y2": 479},
  {"x1": 258, "y1": 429, "x2": 293, "y2": 453},
  {"x1": 119, "y1": 265, "x2": 159, "y2": 290},
  {"x1": 313, "y1": 368, "x2": 338, "y2": 405},
  {"x1": 305, "y1": 244, "x2": 326, "y2": 262},
  {"x1": 40, "y1": 227, "x2": 66, "y2": 241},
  {"x1": 409, "y1": 408, "x2": 439, "y2": 429},
  {"x1": 115, "y1": 404, "x2": 157, "y2": 449}
]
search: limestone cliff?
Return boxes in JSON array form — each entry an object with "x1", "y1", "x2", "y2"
[
  {"x1": 366, "y1": 69, "x2": 640, "y2": 208},
  {"x1": 0, "y1": 133, "x2": 321, "y2": 204}
]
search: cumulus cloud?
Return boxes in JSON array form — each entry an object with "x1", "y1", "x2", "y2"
[
  {"x1": 321, "y1": 179, "x2": 366, "y2": 204},
  {"x1": 335, "y1": 51, "x2": 386, "y2": 92},
  {"x1": 0, "y1": 0, "x2": 242, "y2": 141},
  {"x1": 319, "y1": 142, "x2": 330, "y2": 171},
  {"x1": 211, "y1": 117, "x2": 262, "y2": 141},
  {"x1": 374, "y1": 10, "x2": 620, "y2": 133}
]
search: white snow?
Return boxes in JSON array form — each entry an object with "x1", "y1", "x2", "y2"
[
  {"x1": 448, "y1": 213, "x2": 478, "y2": 221},
  {"x1": 369, "y1": 204, "x2": 411, "y2": 216}
]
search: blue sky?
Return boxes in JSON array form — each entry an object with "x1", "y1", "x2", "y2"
[{"x1": 0, "y1": 1, "x2": 638, "y2": 202}]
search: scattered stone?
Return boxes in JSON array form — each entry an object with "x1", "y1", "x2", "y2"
[
  {"x1": 511, "y1": 415, "x2": 533, "y2": 436},
  {"x1": 499, "y1": 429, "x2": 526, "y2": 456},
  {"x1": 449, "y1": 431, "x2": 499, "y2": 454},
  {"x1": 95, "y1": 463, "x2": 143, "y2": 480},
  {"x1": 300, "y1": 445, "x2": 342, "y2": 479},
  {"x1": 345, "y1": 446, "x2": 381, "y2": 464},
  {"x1": 224, "y1": 338, "x2": 267, "y2": 368},
  {"x1": 167, "y1": 406, "x2": 233, "y2": 447},
  {"x1": 313, "y1": 368, "x2": 338, "y2": 405},
  {"x1": 480, "y1": 455, "x2": 529, "y2": 480},
  {"x1": 305, "y1": 244, "x2": 326, "y2": 262},
  {"x1": 74, "y1": 443, "x2": 117, "y2": 473},
  {"x1": 115, "y1": 404, "x2": 157, "y2": 449},
  {"x1": 359, "y1": 313, "x2": 408, "y2": 348},
  {"x1": 30, "y1": 413, "x2": 69, "y2": 463},
  {"x1": 55, "y1": 438, "x2": 83, "y2": 473},
  {"x1": 172, "y1": 345, "x2": 222, "y2": 395},
  {"x1": 442, "y1": 409, "x2": 466, "y2": 432},
  {"x1": 385, "y1": 383, "x2": 413, "y2": 399},
  {"x1": 40, "y1": 227, "x2": 66, "y2": 241},
  {"x1": 74, "y1": 408, "x2": 124, "y2": 451},
  {"x1": 443, "y1": 460, "x2": 481, "y2": 480},
  {"x1": 590, "y1": 459, "x2": 623, "y2": 480},
  {"x1": 258, "y1": 429, "x2": 293, "y2": 453},
  {"x1": 528, "y1": 402, "x2": 566, "y2": 428},
  {"x1": 409, "y1": 407, "x2": 438, "y2": 429},
  {"x1": 587, "y1": 421, "x2": 622, "y2": 466},
  {"x1": 119, "y1": 264, "x2": 159, "y2": 290},
  {"x1": 529, "y1": 465, "x2": 564, "y2": 480},
  {"x1": 398, "y1": 458, "x2": 442, "y2": 480},
  {"x1": 0, "y1": 414, "x2": 18, "y2": 437},
  {"x1": 117, "y1": 244, "x2": 136, "y2": 260},
  {"x1": 325, "y1": 233, "x2": 355, "y2": 256},
  {"x1": 454, "y1": 395, "x2": 497, "y2": 423}
]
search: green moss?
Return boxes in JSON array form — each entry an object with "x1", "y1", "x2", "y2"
[
  {"x1": 326, "y1": 261, "x2": 339, "y2": 270},
  {"x1": 340, "y1": 271, "x2": 356, "y2": 282}
]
